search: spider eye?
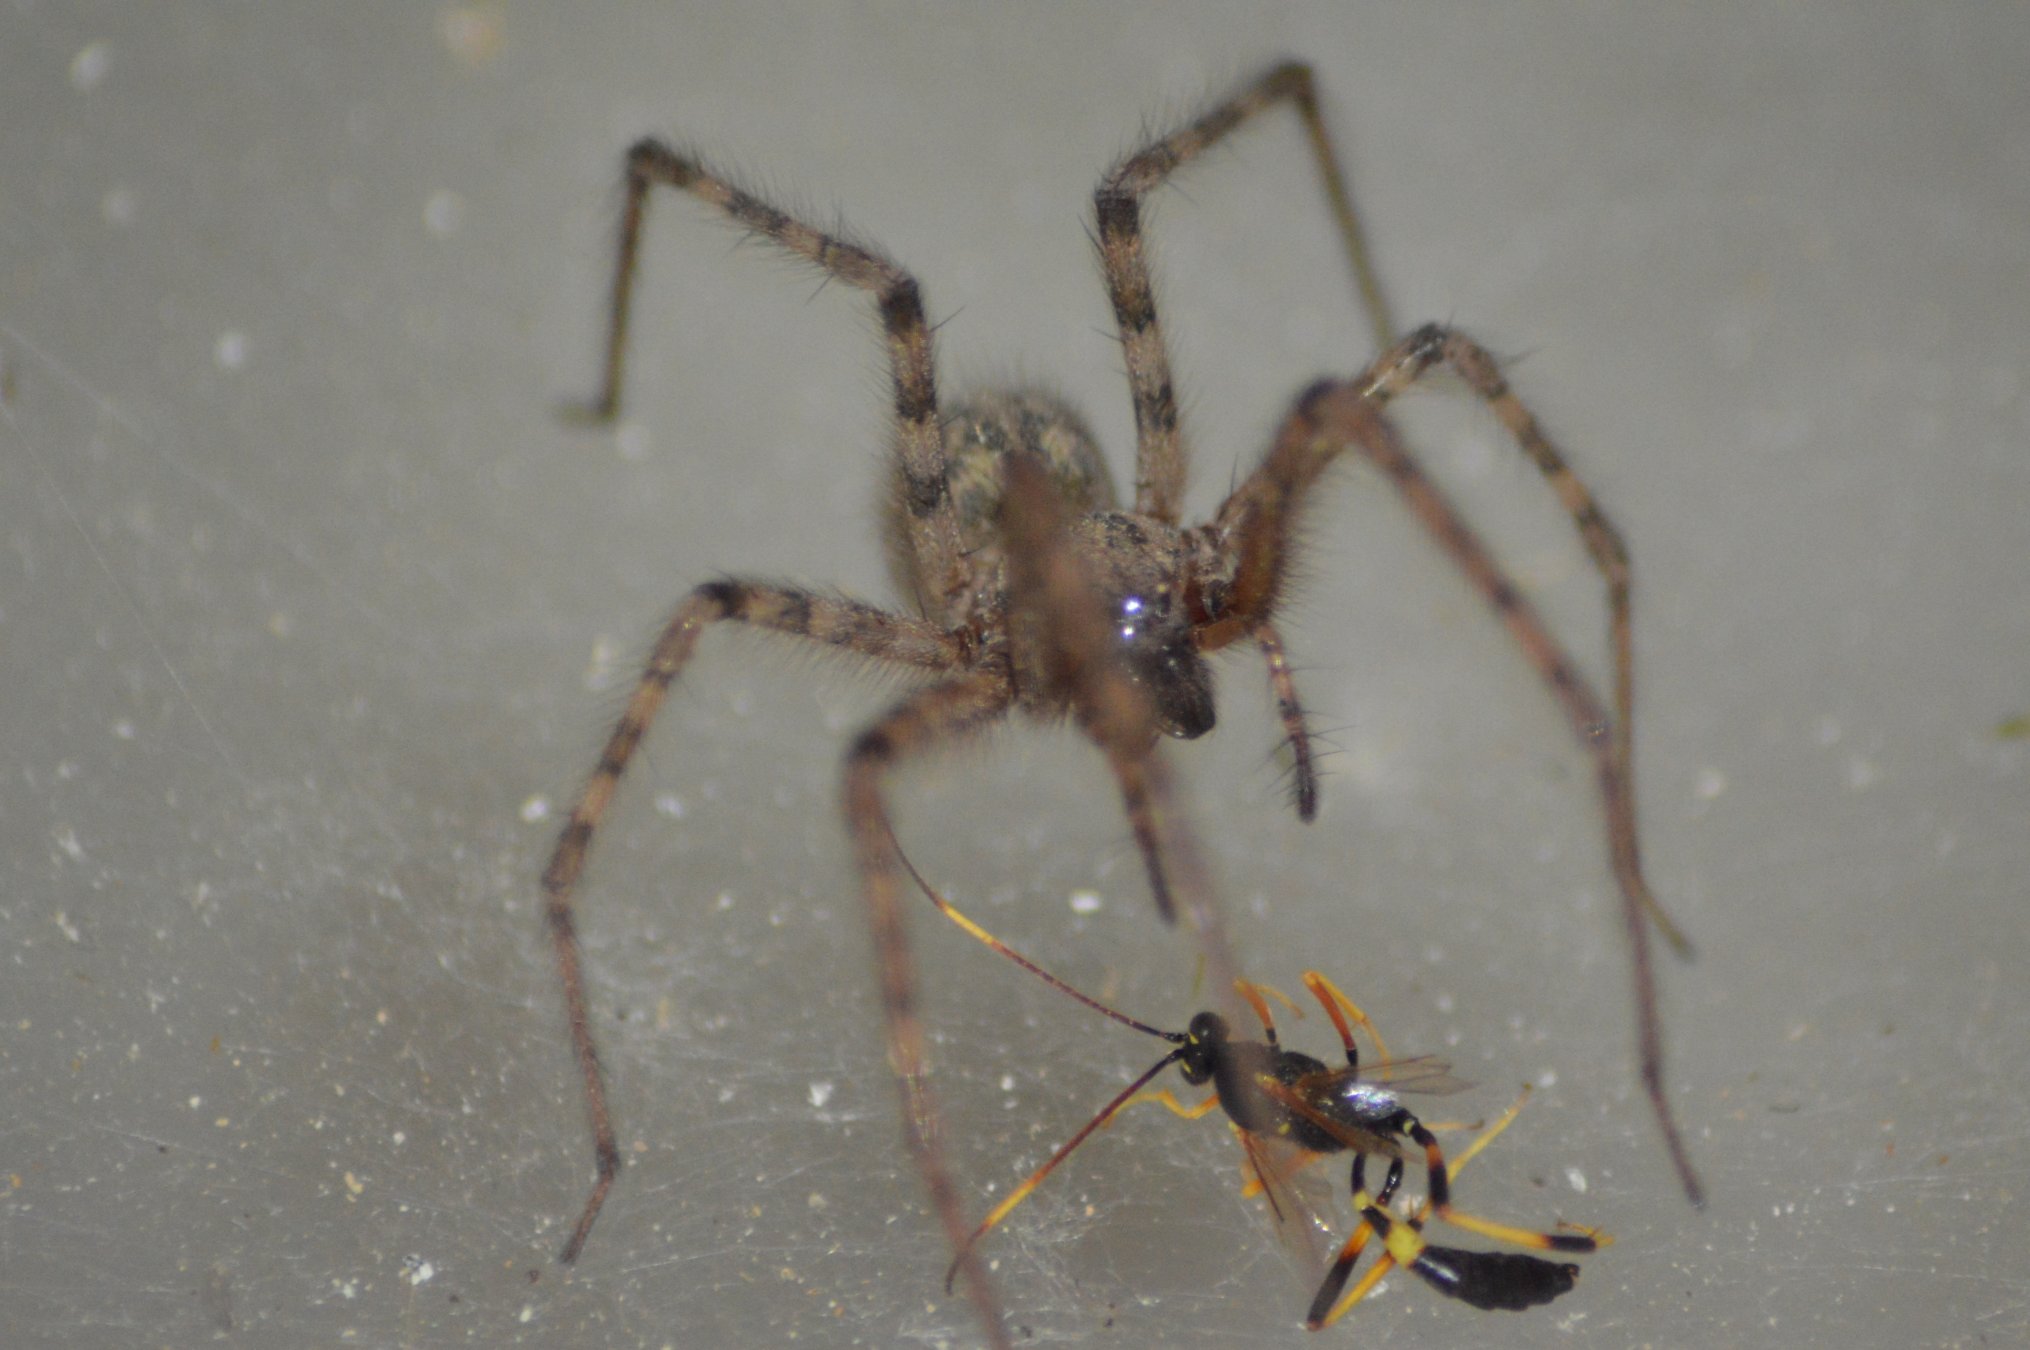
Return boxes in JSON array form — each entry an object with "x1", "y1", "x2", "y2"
[{"x1": 1107, "y1": 589, "x2": 1215, "y2": 739}]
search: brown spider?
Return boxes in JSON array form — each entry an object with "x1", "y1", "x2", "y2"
[{"x1": 541, "y1": 61, "x2": 1697, "y2": 1347}]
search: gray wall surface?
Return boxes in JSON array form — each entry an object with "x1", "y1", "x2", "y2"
[{"x1": 5, "y1": 5, "x2": 2026, "y2": 1347}]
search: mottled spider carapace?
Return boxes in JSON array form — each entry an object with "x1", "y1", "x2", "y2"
[{"x1": 540, "y1": 60, "x2": 1698, "y2": 1348}]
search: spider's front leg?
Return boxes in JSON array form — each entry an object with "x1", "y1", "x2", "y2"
[{"x1": 996, "y1": 458, "x2": 1238, "y2": 990}]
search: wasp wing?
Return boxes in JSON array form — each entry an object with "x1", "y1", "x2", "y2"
[
  {"x1": 1350, "y1": 1053, "x2": 1473, "y2": 1097},
  {"x1": 1234, "y1": 1122, "x2": 1337, "y2": 1296}
]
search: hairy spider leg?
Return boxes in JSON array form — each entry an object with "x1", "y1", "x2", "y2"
[
  {"x1": 575, "y1": 140, "x2": 971, "y2": 617},
  {"x1": 544, "y1": 581, "x2": 966, "y2": 1265},
  {"x1": 1249, "y1": 617, "x2": 1322, "y2": 819},
  {"x1": 843, "y1": 670, "x2": 1021, "y2": 1326},
  {"x1": 997, "y1": 455, "x2": 1213, "y2": 936},
  {"x1": 1214, "y1": 359, "x2": 1704, "y2": 1204},
  {"x1": 1102, "y1": 60, "x2": 1391, "y2": 817},
  {"x1": 1100, "y1": 60, "x2": 1395, "y2": 525},
  {"x1": 891, "y1": 837, "x2": 1229, "y2": 1295}
]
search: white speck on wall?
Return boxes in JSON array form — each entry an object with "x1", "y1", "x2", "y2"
[
  {"x1": 101, "y1": 186, "x2": 136, "y2": 225},
  {"x1": 423, "y1": 190, "x2": 464, "y2": 238},
  {"x1": 214, "y1": 330, "x2": 248, "y2": 371},
  {"x1": 616, "y1": 420, "x2": 653, "y2": 461},
  {"x1": 69, "y1": 42, "x2": 110, "y2": 91}
]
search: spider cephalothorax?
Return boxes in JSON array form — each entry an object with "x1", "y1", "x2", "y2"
[{"x1": 540, "y1": 60, "x2": 1696, "y2": 1350}]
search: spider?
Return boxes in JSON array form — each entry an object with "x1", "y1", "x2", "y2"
[{"x1": 540, "y1": 60, "x2": 1697, "y2": 1347}]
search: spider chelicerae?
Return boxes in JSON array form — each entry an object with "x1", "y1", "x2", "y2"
[{"x1": 540, "y1": 60, "x2": 1697, "y2": 1345}]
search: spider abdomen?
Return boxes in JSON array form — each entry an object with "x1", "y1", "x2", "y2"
[
  {"x1": 885, "y1": 389, "x2": 1114, "y2": 622},
  {"x1": 942, "y1": 390, "x2": 1116, "y2": 544}
]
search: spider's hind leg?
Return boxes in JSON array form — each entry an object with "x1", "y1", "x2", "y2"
[
  {"x1": 841, "y1": 672, "x2": 1016, "y2": 1346},
  {"x1": 1218, "y1": 366, "x2": 1704, "y2": 1204},
  {"x1": 545, "y1": 581, "x2": 965, "y2": 1266},
  {"x1": 1354, "y1": 328, "x2": 1701, "y2": 1202}
]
